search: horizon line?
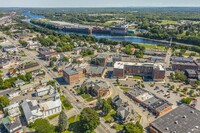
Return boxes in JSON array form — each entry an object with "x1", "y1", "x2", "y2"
[{"x1": 1, "y1": 6, "x2": 200, "y2": 8}]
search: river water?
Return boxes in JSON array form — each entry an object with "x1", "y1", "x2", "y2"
[{"x1": 22, "y1": 11, "x2": 169, "y2": 46}]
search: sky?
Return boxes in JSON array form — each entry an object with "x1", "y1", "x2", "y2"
[{"x1": 0, "y1": 0, "x2": 200, "y2": 7}]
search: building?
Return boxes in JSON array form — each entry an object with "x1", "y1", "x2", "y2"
[
  {"x1": 35, "y1": 85, "x2": 55, "y2": 97},
  {"x1": 82, "y1": 79, "x2": 110, "y2": 97},
  {"x1": 86, "y1": 66, "x2": 106, "y2": 77},
  {"x1": 3, "y1": 45, "x2": 17, "y2": 53},
  {"x1": 110, "y1": 24, "x2": 128, "y2": 36},
  {"x1": 27, "y1": 41, "x2": 41, "y2": 50},
  {"x1": 63, "y1": 67, "x2": 86, "y2": 85},
  {"x1": 38, "y1": 47, "x2": 59, "y2": 60},
  {"x1": 21, "y1": 99, "x2": 43, "y2": 124},
  {"x1": 171, "y1": 62, "x2": 198, "y2": 71},
  {"x1": 125, "y1": 88, "x2": 172, "y2": 116},
  {"x1": 112, "y1": 95, "x2": 138, "y2": 123},
  {"x1": 113, "y1": 62, "x2": 165, "y2": 81},
  {"x1": 185, "y1": 69, "x2": 198, "y2": 79},
  {"x1": 2, "y1": 116, "x2": 23, "y2": 133},
  {"x1": 6, "y1": 90, "x2": 20, "y2": 100},
  {"x1": 74, "y1": 47, "x2": 82, "y2": 55},
  {"x1": 19, "y1": 62, "x2": 40, "y2": 73},
  {"x1": 21, "y1": 93, "x2": 62, "y2": 124},
  {"x1": 149, "y1": 104, "x2": 200, "y2": 133},
  {"x1": 39, "y1": 93, "x2": 62, "y2": 118},
  {"x1": 0, "y1": 58, "x2": 10, "y2": 68},
  {"x1": 14, "y1": 79, "x2": 25, "y2": 87},
  {"x1": 92, "y1": 54, "x2": 108, "y2": 67},
  {"x1": 170, "y1": 56, "x2": 198, "y2": 71},
  {"x1": 14, "y1": 34, "x2": 30, "y2": 39},
  {"x1": 3, "y1": 103, "x2": 21, "y2": 118},
  {"x1": 55, "y1": 62, "x2": 69, "y2": 73},
  {"x1": 19, "y1": 83, "x2": 34, "y2": 93}
]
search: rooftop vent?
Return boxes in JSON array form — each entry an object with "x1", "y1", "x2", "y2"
[
  {"x1": 195, "y1": 126, "x2": 199, "y2": 129},
  {"x1": 174, "y1": 121, "x2": 178, "y2": 124},
  {"x1": 183, "y1": 115, "x2": 187, "y2": 118},
  {"x1": 191, "y1": 110, "x2": 194, "y2": 113},
  {"x1": 165, "y1": 127, "x2": 169, "y2": 130}
]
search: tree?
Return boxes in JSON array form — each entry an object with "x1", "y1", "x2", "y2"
[
  {"x1": 102, "y1": 100, "x2": 112, "y2": 116},
  {"x1": 181, "y1": 97, "x2": 192, "y2": 105},
  {"x1": 25, "y1": 72, "x2": 32, "y2": 82},
  {"x1": 62, "y1": 98, "x2": 72, "y2": 109},
  {"x1": 57, "y1": 111, "x2": 68, "y2": 133},
  {"x1": 0, "y1": 96, "x2": 10, "y2": 109},
  {"x1": 96, "y1": 97, "x2": 104, "y2": 110},
  {"x1": 124, "y1": 122, "x2": 143, "y2": 133},
  {"x1": 33, "y1": 119, "x2": 55, "y2": 133},
  {"x1": 80, "y1": 108, "x2": 100, "y2": 133}
]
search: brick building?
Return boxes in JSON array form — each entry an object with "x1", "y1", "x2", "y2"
[
  {"x1": 63, "y1": 67, "x2": 86, "y2": 85},
  {"x1": 92, "y1": 54, "x2": 108, "y2": 67},
  {"x1": 20, "y1": 62, "x2": 40, "y2": 73},
  {"x1": 113, "y1": 62, "x2": 165, "y2": 81},
  {"x1": 38, "y1": 47, "x2": 59, "y2": 60}
]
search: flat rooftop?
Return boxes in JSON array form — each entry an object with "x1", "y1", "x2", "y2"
[
  {"x1": 114, "y1": 61, "x2": 155, "y2": 69},
  {"x1": 150, "y1": 104, "x2": 200, "y2": 133}
]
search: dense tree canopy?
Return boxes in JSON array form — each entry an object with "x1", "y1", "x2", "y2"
[{"x1": 80, "y1": 108, "x2": 100, "y2": 133}]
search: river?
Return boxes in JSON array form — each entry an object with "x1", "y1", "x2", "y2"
[{"x1": 22, "y1": 11, "x2": 169, "y2": 46}]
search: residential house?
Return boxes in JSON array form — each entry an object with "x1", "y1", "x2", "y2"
[
  {"x1": 3, "y1": 103, "x2": 21, "y2": 118},
  {"x1": 35, "y1": 85, "x2": 55, "y2": 97},
  {"x1": 6, "y1": 90, "x2": 20, "y2": 100},
  {"x1": 14, "y1": 79, "x2": 25, "y2": 87},
  {"x1": 2, "y1": 116, "x2": 23, "y2": 133},
  {"x1": 19, "y1": 83, "x2": 34, "y2": 93}
]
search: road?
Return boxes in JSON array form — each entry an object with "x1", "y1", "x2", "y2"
[{"x1": 0, "y1": 32, "x2": 114, "y2": 133}]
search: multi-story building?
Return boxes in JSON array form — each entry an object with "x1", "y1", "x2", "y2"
[
  {"x1": 170, "y1": 56, "x2": 198, "y2": 71},
  {"x1": 110, "y1": 24, "x2": 128, "y2": 36},
  {"x1": 113, "y1": 62, "x2": 165, "y2": 81},
  {"x1": 19, "y1": 62, "x2": 40, "y2": 73},
  {"x1": 82, "y1": 79, "x2": 110, "y2": 97},
  {"x1": 149, "y1": 104, "x2": 200, "y2": 133},
  {"x1": 38, "y1": 47, "x2": 59, "y2": 60},
  {"x1": 3, "y1": 103, "x2": 21, "y2": 118},
  {"x1": 92, "y1": 54, "x2": 108, "y2": 67},
  {"x1": 63, "y1": 67, "x2": 86, "y2": 85}
]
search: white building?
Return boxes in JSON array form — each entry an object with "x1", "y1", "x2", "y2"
[
  {"x1": 21, "y1": 99, "x2": 43, "y2": 124},
  {"x1": 3, "y1": 103, "x2": 21, "y2": 118},
  {"x1": 35, "y1": 85, "x2": 55, "y2": 97},
  {"x1": 6, "y1": 90, "x2": 21, "y2": 100},
  {"x1": 21, "y1": 93, "x2": 62, "y2": 124},
  {"x1": 39, "y1": 94, "x2": 62, "y2": 117}
]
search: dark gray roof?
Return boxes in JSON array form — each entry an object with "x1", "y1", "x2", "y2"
[
  {"x1": 112, "y1": 95, "x2": 123, "y2": 107},
  {"x1": 151, "y1": 104, "x2": 200, "y2": 133},
  {"x1": 171, "y1": 56, "x2": 194, "y2": 63},
  {"x1": 5, "y1": 119, "x2": 22, "y2": 132},
  {"x1": 185, "y1": 69, "x2": 197, "y2": 75},
  {"x1": 63, "y1": 68, "x2": 78, "y2": 75},
  {"x1": 117, "y1": 106, "x2": 130, "y2": 119},
  {"x1": 86, "y1": 66, "x2": 105, "y2": 75}
]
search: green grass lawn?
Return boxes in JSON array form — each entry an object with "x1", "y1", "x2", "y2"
[
  {"x1": 139, "y1": 44, "x2": 168, "y2": 52},
  {"x1": 120, "y1": 87, "x2": 129, "y2": 92},
  {"x1": 80, "y1": 94, "x2": 95, "y2": 102},
  {"x1": 160, "y1": 20, "x2": 177, "y2": 25},
  {"x1": 104, "y1": 110, "x2": 116, "y2": 121},
  {"x1": 132, "y1": 76, "x2": 143, "y2": 80},
  {"x1": 114, "y1": 124, "x2": 123, "y2": 131},
  {"x1": 60, "y1": 95, "x2": 65, "y2": 101},
  {"x1": 48, "y1": 113, "x2": 60, "y2": 120}
]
